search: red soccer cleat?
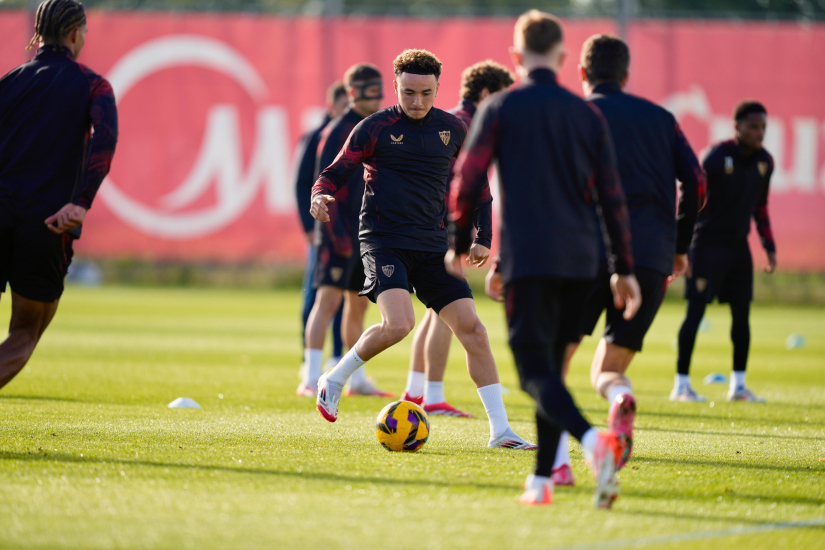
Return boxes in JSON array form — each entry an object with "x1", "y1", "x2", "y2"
[
  {"x1": 551, "y1": 464, "x2": 575, "y2": 486},
  {"x1": 423, "y1": 402, "x2": 474, "y2": 418},
  {"x1": 608, "y1": 393, "x2": 636, "y2": 470},
  {"x1": 519, "y1": 474, "x2": 553, "y2": 506},
  {"x1": 401, "y1": 391, "x2": 424, "y2": 406}
]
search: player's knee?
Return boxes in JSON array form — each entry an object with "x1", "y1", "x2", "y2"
[
  {"x1": 461, "y1": 318, "x2": 489, "y2": 349},
  {"x1": 383, "y1": 318, "x2": 414, "y2": 345}
]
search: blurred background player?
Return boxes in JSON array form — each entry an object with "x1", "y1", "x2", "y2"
[
  {"x1": 674, "y1": 101, "x2": 776, "y2": 403},
  {"x1": 401, "y1": 60, "x2": 514, "y2": 418},
  {"x1": 449, "y1": 11, "x2": 642, "y2": 507},
  {"x1": 294, "y1": 81, "x2": 348, "y2": 382},
  {"x1": 551, "y1": 34, "x2": 706, "y2": 486},
  {"x1": 299, "y1": 64, "x2": 393, "y2": 398},
  {"x1": 312, "y1": 49, "x2": 534, "y2": 450},
  {"x1": 0, "y1": 0, "x2": 117, "y2": 389}
]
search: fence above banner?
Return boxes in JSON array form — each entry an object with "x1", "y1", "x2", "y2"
[{"x1": 1, "y1": 12, "x2": 823, "y2": 270}]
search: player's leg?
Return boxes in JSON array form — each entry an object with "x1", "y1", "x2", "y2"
[
  {"x1": 316, "y1": 287, "x2": 415, "y2": 421},
  {"x1": 422, "y1": 311, "x2": 471, "y2": 417},
  {"x1": 727, "y1": 299, "x2": 763, "y2": 402},
  {"x1": 344, "y1": 290, "x2": 394, "y2": 397},
  {"x1": 507, "y1": 278, "x2": 625, "y2": 508},
  {"x1": 673, "y1": 298, "x2": 707, "y2": 401},
  {"x1": 0, "y1": 292, "x2": 59, "y2": 389},
  {"x1": 402, "y1": 309, "x2": 431, "y2": 404},
  {"x1": 300, "y1": 285, "x2": 344, "y2": 396}
]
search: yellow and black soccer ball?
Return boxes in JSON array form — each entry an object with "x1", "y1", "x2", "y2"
[{"x1": 375, "y1": 400, "x2": 430, "y2": 452}]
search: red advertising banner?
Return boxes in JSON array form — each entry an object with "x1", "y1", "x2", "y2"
[{"x1": 1, "y1": 12, "x2": 823, "y2": 270}]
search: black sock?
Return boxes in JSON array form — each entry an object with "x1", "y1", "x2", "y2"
[
  {"x1": 677, "y1": 299, "x2": 707, "y2": 376},
  {"x1": 730, "y1": 301, "x2": 751, "y2": 372}
]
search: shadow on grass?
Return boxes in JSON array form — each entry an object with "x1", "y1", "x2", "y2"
[
  {"x1": 0, "y1": 451, "x2": 520, "y2": 491},
  {"x1": 614, "y1": 505, "x2": 825, "y2": 530},
  {"x1": 637, "y1": 425, "x2": 824, "y2": 442},
  {"x1": 0, "y1": 394, "x2": 82, "y2": 403},
  {"x1": 620, "y1": 484, "x2": 825, "y2": 508},
  {"x1": 633, "y1": 455, "x2": 823, "y2": 475}
]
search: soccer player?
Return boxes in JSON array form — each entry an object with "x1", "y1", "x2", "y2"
[
  {"x1": 401, "y1": 61, "x2": 514, "y2": 418},
  {"x1": 549, "y1": 34, "x2": 706, "y2": 485},
  {"x1": 294, "y1": 81, "x2": 348, "y2": 380},
  {"x1": 674, "y1": 101, "x2": 776, "y2": 403},
  {"x1": 449, "y1": 11, "x2": 642, "y2": 507},
  {"x1": 312, "y1": 49, "x2": 535, "y2": 450},
  {"x1": 300, "y1": 64, "x2": 393, "y2": 398},
  {"x1": 0, "y1": 0, "x2": 117, "y2": 390}
]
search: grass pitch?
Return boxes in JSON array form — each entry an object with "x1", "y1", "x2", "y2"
[{"x1": 0, "y1": 286, "x2": 823, "y2": 550}]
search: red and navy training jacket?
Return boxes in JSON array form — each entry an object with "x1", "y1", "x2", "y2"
[
  {"x1": 313, "y1": 107, "x2": 366, "y2": 258},
  {"x1": 450, "y1": 68, "x2": 634, "y2": 283},
  {"x1": 588, "y1": 82, "x2": 707, "y2": 275},
  {"x1": 293, "y1": 115, "x2": 331, "y2": 235},
  {"x1": 693, "y1": 139, "x2": 775, "y2": 253},
  {"x1": 313, "y1": 104, "x2": 468, "y2": 254},
  {"x1": 0, "y1": 45, "x2": 118, "y2": 234}
]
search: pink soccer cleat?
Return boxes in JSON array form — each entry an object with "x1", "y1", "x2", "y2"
[
  {"x1": 346, "y1": 379, "x2": 396, "y2": 398},
  {"x1": 589, "y1": 431, "x2": 626, "y2": 509},
  {"x1": 423, "y1": 402, "x2": 474, "y2": 418},
  {"x1": 401, "y1": 392, "x2": 424, "y2": 406},
  {"x1": 551, "y1": 464, "x2": 575, "y2": 487},
  {"x1": 296, "y1": 382, "x2": 317, "y2": 398},
  {"x1": 608, "y1": 393, "x2": 636, "y2": 470}
]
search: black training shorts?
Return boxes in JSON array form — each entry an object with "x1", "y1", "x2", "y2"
[
  {"x1": 685, "y1": 241, "x2": 753, "y2": 304},
  {"x1": 0, "y1": 200, "x2": 75, "y2": 302},
  {"x1": 313, "y1": 243, "x2": 365, "y2": 292},
  {"x1": 361, "y1": 248, "x2": 472, "y2": 313},
  {"x1": 505, "y1": 277, "x2": 594, "y2": 350},
  {"x1": 579, "y1": 265, "x2": 667, "y2": 352}
]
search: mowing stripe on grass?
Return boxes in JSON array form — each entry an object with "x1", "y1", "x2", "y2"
[{"x1": 547, "y1": 517, "x2": 825, "y2": 550}]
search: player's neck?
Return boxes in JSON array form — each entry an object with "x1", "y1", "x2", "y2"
[
  {"x1": 736, "y1": 138, "x2": 757, "y2": 157},
  {"x1": 351, "y1": 103, "x2": 373, "y2": 118}
]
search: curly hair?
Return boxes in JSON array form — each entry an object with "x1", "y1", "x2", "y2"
[
  {"x1": 393, "y1": 49, "x2": 442, "y2": 80},
  {"x1": 459, "y1": 61, "x2": 515, "y2": 103},
  {"x1": 27, "y1": 0, "x2": 86, "y2": 51}
]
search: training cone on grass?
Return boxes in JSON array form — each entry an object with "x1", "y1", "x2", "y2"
[{"x1": 168, "y1": 397, "x2": 201, "y2": 409}]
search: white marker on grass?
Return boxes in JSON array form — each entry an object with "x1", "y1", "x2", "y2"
[{"x1": 168, "y1": 397, "x2": 201, "y2": 409}]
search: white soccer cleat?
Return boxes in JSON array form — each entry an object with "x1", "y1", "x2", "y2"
[
  {"x1": 727, "y1": 386, "x2": 766, "y2": 403},
  {"x1": 488, "y1": 429, "x2": 538, "y2": 450},
  {"x1": 669, "y1": 385, "x2": 707, "y2": 402},
  {"x1": 519, "y1": 474, "x2": 553, "y2": 506},
  {"x1": 315, "y1": 372, "x2": 341, "y2": 423},
  {"x1": 346, "y1": 379, "x2": 396, "y2": 398},
  {"x1": 296, "y1": 382, "x2": 317, "y2": 398}
]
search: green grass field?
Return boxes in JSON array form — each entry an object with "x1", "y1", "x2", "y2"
[{"x1": 0, "y1": 286, "x2": 823, "y2": 550}]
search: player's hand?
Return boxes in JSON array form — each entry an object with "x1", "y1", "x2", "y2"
[
  {"x1": 485, "y1": 270, "x2": 505, "y2": 302},
  {"x1": 610, "y1": 273, "x2": 642, "y2": 321},
  {"x1": 44, "y1": 203, "x2": 86, "y2": 234},
  {"x1": 444, "y1": 249, "x2": 465, "y2": 279},
  {"x1": 310, "y1": 194, "x2": 335, "y2": 222},
  {"x1": 765, "y1": 252, "x2": 777, "y2": 274},
  {"x1": 670, "y1": 253, "x2": 689, "y2": 281},
  {"x1": 467, "y1": 243, "x2": 490, "y2": 267}
]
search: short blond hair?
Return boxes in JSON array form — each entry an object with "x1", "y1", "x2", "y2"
[{"x1": 514, "y1": 10, "x2": 563, "y2": 55}]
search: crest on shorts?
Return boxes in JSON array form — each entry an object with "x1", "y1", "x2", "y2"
[
  {"x1": 695, "y1": 278, "x2": 708, "y2": 292},
  {"x1": 382, "y1": 265, "x2": 395, "y2": 277},
  {"x1": 724, "y1": 156, "x2": 734, "y2": 175},
  {"x1": 331, "y1": 267, "x2": 344, "y2": 282},
  {"x1": 439, "y1": 131, "x2": 451, "y2": 146},
  {"x1": 758, "y1": 161, "x2": 768, "y2": 176}
]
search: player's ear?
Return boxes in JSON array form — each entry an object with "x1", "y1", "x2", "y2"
[
  {"x1": 393, "y1": 80, "x2": 399, "y2": 95},
  {"x1": 508, "y1": 47, "x2": 522, "y2": 71},
  {"x1": 578, "y1": 64, "x2": 587, "y2": 83},
  {"x1": 436, "y1": 81, "x2": 440, "y2": 97},
  {"x1": 621, "y1": 72, "x2": 629, "y2": 88}
]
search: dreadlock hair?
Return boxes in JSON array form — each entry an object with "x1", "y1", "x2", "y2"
[{"x1": 27, "y1": 0, "x2": 86, "y2": 51}]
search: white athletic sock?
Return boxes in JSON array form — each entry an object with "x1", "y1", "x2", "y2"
[
  {"x1": 525, "y1": 473, "x2": 552, "y2": 489},
  {"x1": 327, "y1": 347, "x2": 366, "y2": 387},
  {"x1": 580, "y1": 428, "x2": 598, "y2": 464},
  {"x1": 424, "y1": 381, "x2": 445, "y2": 405},
  {"x1": 553, "y1": 431, "x2": 570, "y2": 469},
  {"x1": 349, "y1": 365, "x2": 368, "y2": 388},
  {"x1": 404, "y1": 371, "x2": 425, "y2": 398},
  {"x1": 675, "y1": 374, "x2": 691, "y2": 390},
  {"x1": 731, "y1": 370, "x2": 746, "y2": 391},
  {"x1": 304, "y1": 349, "x2": 324, "y2": 386},
  {"x1": 607, "y1": 385, "x2": 633, "y2": 405},
  {"x1": 477, "y1": 383, "x2": 510, "y2": 439}
]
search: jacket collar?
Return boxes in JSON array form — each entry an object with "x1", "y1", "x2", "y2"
[
  {"x1": 526, "y1": 68, "x2": 558, "y2": 85},
  {"x1": 397, "y1": 104, "x2": 435, "y2": 127},
  {"x1": 36, "y1": 44, "x2": 74, "y2": 60},
  {"x1": 592, "y1": 82, "x2": 623, "y2": 95}
]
